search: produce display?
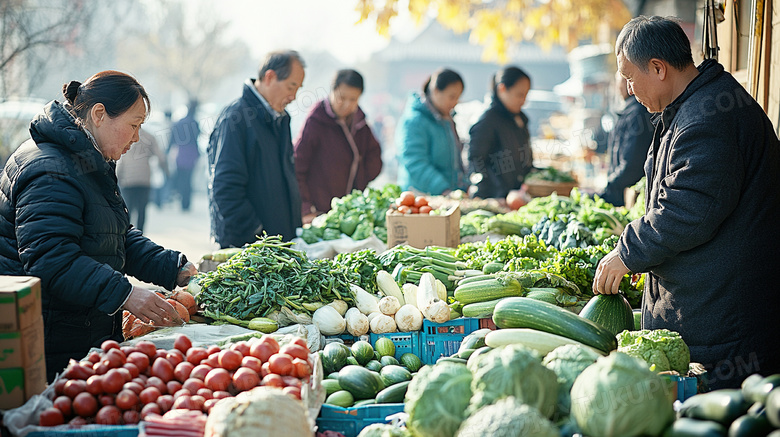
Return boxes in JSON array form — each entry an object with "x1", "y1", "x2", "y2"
[
  {"x1": 39, "y1": 333, "x2": 313, "y2": 427},
  {"x1": 617, "y1": 329, "x2": 691, "y2": 374}
]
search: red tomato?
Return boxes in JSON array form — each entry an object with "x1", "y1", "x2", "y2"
[
  {"x1": 250, "y1": 336, "x2": 279, "y2": 362},
  {"x1": 93, "y1": 361, "x2": 110, "y2": 375},
  {"x1": 288, "y1": 337, "x2": 308, "y2": 350},
  {"x1": 414, "y1": 196, "x2": 429, "y2": 208},
  {"x1": 229, "y1": 341, "x2": 251, "y2": 357},
  {"x1": 86, "y1": 351, "x2": 102, "y2": 364},
  {"x1": 123, "y1": 409, "x2": 140, "y2": 425},
  {"x1": 115, "y1": 367, "x2": 132, "y2": 383},
  {"x1": 418, "y1": 205, "x2": 433, "y2": 214},
  {"x1": 95, "y1": 405, "x2": 122, "y2": 425},
  {"x1": 84, "y1": 375, "x2": 102, "y2": 396},
  {"x1": 101, "y1": 340, "x2": 121, "y2": 353},
  {"x1": 166, "y1": 380, "x2": 183, "y2": 395},
  {"x1": 282, "y1": 376, "x2": 302, "y2": 389},
  {"x1": 120, "y1": 346, "x2": 137, "y2": 357},
  {"x1": 154, "y1": 349, "x2": 167, "y2": 362},
  {"x1": 139, "y1": 386, "x2": 162, "y2": 405},
  {"x1": 260, "y1": 362, "x2": 272, "y2": 378},
  {"x1": 151, "y1": 357, "x2": 174, "y2": 383},
  {"x1": 54, "y1": 378, "x2": 67, "y2": 396},
  {"x1": 182, "y1": 378, "x2": 205, "y2": 393},
  {"x1": 63, "y1": 379, "x2": 87, "y2": 399},
  {"x1": 68, "y1": 416, "x2": 88, "y2": 426},
  {"x1": 189, "y1": 395, "x2": 206, "y2": 412},
  {"x1": 52, "y1": 396, "x2": 72, "y2": 417},
  {"x1": 204, "y1": 368, "x2": 231, "y2": 392},
  {"x1": 123, "y1": 362, "x2": 140, "y2": 378},
  {"x1": 206, "y1": 345, "x2": 221, "y2": 355},
  {"x1": 174, "y1": 361, "x2": 195, "y2": 383},
  {"x1": 283, "y1": 386, "x2": 302, "y2": 400},
  {"x1": 123, "y1": 381, "x2": 144, "y2": 395},
  {"x1": 140, "y1": 402, "x2": 161, "y2": 419},
  {"x1": 218, "y1": 349, "x2": 243, "y2": 371},
  {"x1": 39, "y1": 407, "x2": 65, "y2": 426},
  {"x1": 232, "y1": 367, "x2": 260, "y2": 392},
  {"x1": 172, "y1": 388, "x2": 191, "y2": 400},
  {"x1": 174, "y1": 334, "x2": 192, "y2": 354},
  {"x1": 409, "y1": 206, "x2": 420, "y2": 214},
  {"x1": 399, "y1": 191, "x2": 416, "y2": 206},
  {"x1": 72, "y1": 392, "x2": 98, "y2": 418},
  {"x1": 102, "y1": 369, "x2": 125, "y2": 394},
  {"x1": 196, "y1": 388, "x2": 213, "y2": 400},
  {"x1": 166, "y1": 349, "x2": 185, "y2": 367},
  {"x1": 172, "y1": 395, "x2": 192, "y2": 411},
  {"x1": 397, "y1": 205, "x2": 412, "y2": 214},
  {"x1": 202, "y1": 353, "x2": 220, "y2": 368},
  {"x1": 292, "y1": 358, "x2": 311, "y2": 379},
  {"x1": 102, "y1": 348, "x2": 125, "y2": 369},
  {"x1": 145, "y1": 376, "x2": 167, "y2": 394},
  {"x1": 203, "y1": 398, "x2": 219, "y2": 414},
  {"x1": 156, "y1": 394, "x2": 174, "y2": 412},
  {"x1": 185, "y1": 347, "x2": 209, "y2": 365},
  {"x1": 261, "y1": 373, "x2": 284, "y2": 388},
  {"x1": 267, "y1": 354, "x2": 294, "y2": 376},
  {"x1": 212, "y1": 390, "x2": 231, "y2": 400},
  {"x1": 64, "y1": 359, "x2": 94, "y2": 380},
  {"x1": 189, "y1": 364, "x2": 212, "y2": 381},
  {"x1": 115, "y1": 389, "x2": 140, "y2": 411},
  {"x1": 241, "y1": 356, "x2": 263, "y2": 374},
  {"x1": 134, "y1": 341, "x2": 157, "y2": 359},
  {"x1": 279, "y1": 344, "x2": 308, "y2": 361},
  {"x1": 99, "y1": 394, "x2": 115, "y2": 406}
]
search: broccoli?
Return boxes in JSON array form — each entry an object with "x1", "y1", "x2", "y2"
[{"x1": 617, "y1": 329, "x2": 691, "y2": 374}]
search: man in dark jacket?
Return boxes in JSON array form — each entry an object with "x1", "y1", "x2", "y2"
[
  {"x1": 208, "y1": 51, "x2": 305, "y2": 247},
  {"x1": 599, "y1": 73, "x2": 654, "y2": 206},
  {"x1": 594, "y1": 16, "x2": 780, "y2": 389}
]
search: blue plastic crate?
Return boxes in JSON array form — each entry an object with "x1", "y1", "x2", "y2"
[
  {"x1": 662, "y1": 374, "x2": 699, "y2": 403},
  {"x1": 26, "y1": 425, "x2": 138, "y2": 437},
  {"x1": 369, "y1": 331, "x2": 421, "y2": 361},
  {"x1": 325, "y1": 333, "x2": 362, "y2": 346},
  {"x1": 420, "y1": 318, "x2": 480, "y2": 364},
  {"x1": 317, "y1": 403, "x2": 404, "y2": 437}
]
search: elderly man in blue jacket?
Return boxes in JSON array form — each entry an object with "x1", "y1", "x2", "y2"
[
  {"x1": 207, "y1": 51, "x2": 305, "y2": 247},
  {"x1": 593, "y1": 16, "x2": 780, "y2": 389}
]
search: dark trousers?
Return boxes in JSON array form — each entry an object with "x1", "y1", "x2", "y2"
[
  {"x1": 123, "y1": 186, "x2": 150, "y2": 232},
  {"x1": 176, "y1": 168, "x2": 194, "y2": 211}
]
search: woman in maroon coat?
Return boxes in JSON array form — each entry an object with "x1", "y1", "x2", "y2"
[{"x1": 294, "y1": 69, "x2": 383, "y2": 223}]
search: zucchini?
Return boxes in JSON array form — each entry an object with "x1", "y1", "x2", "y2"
[
  {"x1": 679, "y1": 389, "x2": 750, "y2": 426},
  {"x1": 456, "y1": 274, "x2": 496, "y2": 286},
  {"x1": 466, "y1": 346, "x2": 492, "y2": 367},
  {"x1": 462, "y1": 298, "x2": 504, "y2": 318},
  {"x1": 727, "y1": 414, "x2": 773, "y2": 437},
  {"x1": 492, "y1": 297, "x2": 618, "y2": 354},
  {"x1": 484, "y1": 328, "x2": 606, "y2": 356},
  {"x1": 375, "y1": 380, "x2": 410, "y2": 403},
  {"x1": 456, "y1": 348, "x2": 476, "y2": 360},
  {"x1": 482, "y1": 262, "x2": 505, "y2": 274},
  {"x1": 743, "y1": 374, "x2": 780, "y2": 405},
  {"x1": 578, "y1": 293, "x2": 635, "y2": 336},
  {"x1": 457, "y1": 329, "x2": 491, "y2": 353},
  {"x1": 661, "y1": 418, "x2": 727, "y2": 437},
  {"x1": 453, "y1": 278, "x2": 524, "y2": 305},
  {"x1": 767, "y1": 387, "x2": 780, "y2": 428}
]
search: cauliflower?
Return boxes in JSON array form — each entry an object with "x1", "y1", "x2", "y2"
[{"x1": 617, "y1": 329, "x2": 690, "y2": 374}]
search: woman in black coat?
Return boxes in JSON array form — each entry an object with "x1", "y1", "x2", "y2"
[
  {"x1": 0, "y1": 71, "x2": 197, "y2": 381},
  {"x1": 468, "y1": 67, "x2": 534, "y2": 199}
]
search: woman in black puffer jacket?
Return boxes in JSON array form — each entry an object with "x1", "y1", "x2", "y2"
[{"x1": 0, "y1": 71, "x2": 197, "y2": 381}]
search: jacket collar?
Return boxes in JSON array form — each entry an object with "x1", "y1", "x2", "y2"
[
  {"x1": 321, "y1": 98, "x2": 367, "y2": 131},
  {"x1": 243, "y1": 79, "x2": 285, "y2": 120},
  {"x1": 489, "y1": 95, "x2": 528, "y2": 125},
  {"x1": 659, "y1": 59, "x2": 722, "y2": 133}
]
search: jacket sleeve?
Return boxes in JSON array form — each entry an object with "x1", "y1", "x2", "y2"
[
  {"x1": 601, "y1": 109, "x2": 653, "y2": 205},
  {"x1": 124, "y1": 227, "x2": 179, "y2": 290},
  {"x1": 396, "y1": 116, "x2": 449, "y2": 195},
  {"x1": 362, "y1": 125, "x2": 383, "y2": 182},
  {"x1": 293, "y1": 116, "x2": 317, "y2": 215},
  {"x1": 617, "y1": 121, "x2": 742, "y2": 272},
  {"x1": 209, "y1": 109, "x2": 262, "y2": 243},
  {"x1": 15, "y1": 165, "x2": 132, "y2": 315},
  {"x1": 467, "y1": 116, "x2": 498, "y2": 198}
]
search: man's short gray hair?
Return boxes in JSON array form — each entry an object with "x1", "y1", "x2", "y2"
[
  {"x1": 615, "y1": 16, "x2": 694, "y2": 73},
  {"x1": 258, "y1": 50, "x2": 306, "y2": 81}
]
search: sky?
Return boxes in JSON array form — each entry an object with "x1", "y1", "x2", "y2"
[{"x1": 214, "y1": 0, "x2": 422, "y2": 64}]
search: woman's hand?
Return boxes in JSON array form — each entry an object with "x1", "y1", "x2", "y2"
[
  {"x1": 124, "y1": 286, "x2": 183, "y2": 326},
  {"x1": 176, "y1": 261, "x2": 198, "y2": 288},
  {"x1": 592, "y1": 249, "x2": 630, "y2": 295}
]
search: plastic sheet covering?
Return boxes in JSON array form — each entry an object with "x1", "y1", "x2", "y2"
[{"x1": 291, "y1": 234, "x2": 386, "y2": 260}]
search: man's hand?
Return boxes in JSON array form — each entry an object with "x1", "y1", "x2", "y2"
[
  {"x1": 593, "y1": 248, "x2": 630, "y2": 295},
  {"x1": 176, "y1": 261, "x2": 198, "y2": 288},
  {"x1": 124, "y1": 287, "x2": 183, "y2": 326}
]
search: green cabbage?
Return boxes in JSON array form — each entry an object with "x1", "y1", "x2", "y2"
[
  {"x1": 467, "y1": 344, "x2": 559, "y2": 418},
  {"x1": 570, "y1": 352, "x2": 676, "y2": 437},
  {"x1": 405, "y1": 362, "x2": 473, "y2": 437},
  {"x1": 617, "y1": 329, "x2": 690, "y2": 374},
  {"x1": 456, "y1": 397, "x2": 559, "y2": 437},
  {"x1": 542, "y1": 344, "x2": 600, "y2": 417},
  {"x1": 357, "y1": 423, "x2": 411, "y2": 437}
]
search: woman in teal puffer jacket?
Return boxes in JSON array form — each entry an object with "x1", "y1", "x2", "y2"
[{"x1": 395, "y1": 68, "x2": 467, "y2": 195}]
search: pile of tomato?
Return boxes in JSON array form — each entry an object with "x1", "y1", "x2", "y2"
[
  {"x1": 391, "y1": 191, "x2": 432, "y2": 214},
  {"x1": 39, "y1": 334, "x2": 312, "y2": 427}
]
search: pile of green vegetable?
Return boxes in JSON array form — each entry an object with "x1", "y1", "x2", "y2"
[
  {"x1": 525, "y1": 167, "x2": 577, "y2": 183},
  {"x1": 301, "y1": 184, "x2": 401, "y2": 243},
  {"x1": 195, "y1": 235, "x2": 355, "y2": 320}
]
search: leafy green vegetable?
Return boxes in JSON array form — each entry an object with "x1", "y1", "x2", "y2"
[
  {"x1": 405, "y1": 362, "x2": 473, "y2": 437},
  {"x1": 570, "y1": 352, "x2": 676, "y2": 437},
  {"x1": 542, "y1": 344, "x2": 600, "y2": 417},
  {"x1": 306, "y1": 184, "x2": 401, "y2": 243},
  {"x1": 617, "y1": 329, "x2": 691, "y2": 374},
  {"x1": 455, "y1": 397, "x2": 559, "y2": 437},
  {"x1": 334, "y1": 249, "x2": 383, "y2": 294},
  {"x1": 525, "y1": 167, "x2": 576, "y2": 183},
  {"x1": 467, "y1": 344, "x2": 559, "y2": 418}
]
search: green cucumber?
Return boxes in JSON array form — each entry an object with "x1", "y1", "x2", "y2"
[
  {"x1": 743, "y1": 374, "x2": 780, "y2": 405},
  {"x1": 661, "y1": 418, "x2": 727, "y2": 437},
  {"x1": 766, "y1": 387, "x2": 780, "y2": 427},
  {"x1": 482, "y1": 262, "x2": 505, "y2": 274},
  {"x1": 458, "y1": 329, "x2": 491, "y2": 352},
  {"x1": 457, "y1": 348, "x2": 476, "y2": 360},
  {"x1": 375, "y1": 380, "x2": 410, "y2": 404},
  {"x1": 462, "y1": 299, "x2": 504, "y2": 318},
  {"x1": 453, "y1": 278, "x2": 524, "y2": 305},
  {"x1": 679, "y1": 389, "x2": 750, "y2": 426},
  {"x1": 578, "y1": 293, "x2": 635, "y2": 336},
  {"x1": 492, "y1": 297, "x2": 618, "y2": 354},
  {"x1": 728, "y1": 414, "x2": 773, "y2": 437}
]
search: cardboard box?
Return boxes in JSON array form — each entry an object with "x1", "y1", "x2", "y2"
[
  {"x1": 0, "y1": 316, "x2": 46, "y2": 409},
  {"x1": 0, "y1": 276, "x2": 42, "y2": 332},
  {"x1": 386, "y1": 204, "x2": 460, "y2": 249}
]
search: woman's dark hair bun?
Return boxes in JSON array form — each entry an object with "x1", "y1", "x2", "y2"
[{"x1": 62, "y1": 80, "x2": 82, "y2": 105}]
